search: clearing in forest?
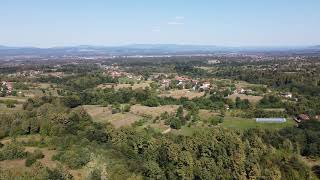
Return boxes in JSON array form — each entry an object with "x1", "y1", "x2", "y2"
[
  {"x1": 227, "y1": 94, "x2": 263, "y2": 104},
  {"x1": 83, "y1": 105, "x2": 142, "y2": 128},
  {"x1": 130, "y1": 104, "x2": 179, "y2": 118},
  {"x1": 159, "y1": 89, "x2": 205, "y2": 99}
]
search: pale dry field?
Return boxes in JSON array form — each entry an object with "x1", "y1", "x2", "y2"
[
  {"x1": 97, "y1": 81, "x2": 151, "y2": 90},
  {"x1": 83, "y1": 105, "x2": 142, "y2": 128},
  {"x1": 227, "y1": 93, "x2": 263, "y2": 104},
  {"x1": 130, "y1": 104, "x2": 179, "y2": 118},
  {"x1": 198, "y1": 109, "x2": 220, "y2": 120},
  {"x1": 0, "y1": 96, "x2": 28, "y2": 103},
  {"x1": 235, "y1": 81, "x2": 267, "y2": 89},
  {"x1": 159, "y1": 89, "x2": 205, "y2": 99}
]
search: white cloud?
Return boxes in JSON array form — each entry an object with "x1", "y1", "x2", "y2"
[
  {"x1": 175, "y1": 16, "x2": 185, "y2": 20},
  {"x1": 167, "y1": 21, "x2": 185, "y2": 25},
  {"x1": 152, "y1": 26, "x2": 161, "y2": 32},
  {"x1": 168, "y1": 16, "x2": 185, "y2": 25}
]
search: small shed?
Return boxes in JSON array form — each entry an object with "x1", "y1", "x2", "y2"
[
  {"x1": 295, "y1": 114, "x2": 310, "y2": 123},
  {"x1": 256, "y1": 118, "x2": 287, "y2": 123}
]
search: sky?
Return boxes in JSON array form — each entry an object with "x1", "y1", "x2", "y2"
[{"x1": 0, "y1": 0, "x2": 320, "y2": 47}]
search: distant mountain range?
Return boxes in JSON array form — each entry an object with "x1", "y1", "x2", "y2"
[{"x1": 0, "y1": 44, "x2": 319, "y2": 56}]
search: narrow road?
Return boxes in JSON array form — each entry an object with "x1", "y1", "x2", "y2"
[{"x1": 162, "y1": 128, "x2": 172, "y2": 134}]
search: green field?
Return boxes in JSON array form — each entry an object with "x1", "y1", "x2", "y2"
[
  {"x1": 221, "y1": 116, "x2": 296, "y2": 130},
  {"x1": 0, "y1": 104, "x2": 23, "y2": 114},
  {"x1": 0, "y1": 96, "x2": 28, "y2": 103}
]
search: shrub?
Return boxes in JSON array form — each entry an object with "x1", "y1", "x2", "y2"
[
  {"x1": 46, "y1": 167, "x2": 73, "y2": 180},
  {"x1": 33, "y1": 149, "x2": 45, "y2": 159},
  {"x1": 122, "y1": 104, "x2": 131, "y2": 112},
  {"x1": 133, "y1": 119, "x2": 146, "y2": 127},
  {"x1": 169, "y1": 117, "x2": 182, "y2": 129},
  {"x1": 111, "y1": 108, "x2": 120, "y2": 114},
  {"x1": 0, "y1": 143, "x2": 27, "y2": 161},
  {"x1": 208, "y1": 116, "x2": 224, "y2": 126},
  {"x1": 53, "y1": 148, "x2": 90, "y2": 169},
  {"x1": 25, "y1": 149, "x2": 45, "y2": 167},
  {"x1": 88, "y1": 169, "x2": 102, "y2": 180},
  {"x1": 25, "y1": 155, "x2": 37, "y2": 167},
  {"x1": 142, "y1": 98, "x2": 159, "y2": 107},
  {"x1": 4, "y1": 100, "x2": 17, "y2": 108}
]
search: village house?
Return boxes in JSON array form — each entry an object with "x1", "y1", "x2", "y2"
[
  {"x1": 136, "y1": 75, "x2": 144, "y2": 81},
  {"x1": 234, "y1": 88, "x2": 244, "y2": 94},
  {"x1": 161, "y1": 79, "x2": 171, "y2": 89},
  {"x1": 191, "y1": 80, "x2": 200, "y2": 91},
  {"x1": 234, "y1": 88, "x2": 253, "y2": 95},
  {"x1": 208, "y1": 59, "x2": 221, "y2": 64},
  {"x1": 1, "y1": 81, "x2": 13, "y2": 94},
  {"x1": 175, "y1": 76, "x2": 191, "y2": 89},
  {"x1": 199, "y1": 81, "x2": 211, "y2": 91},
  {"x1": 281, "y1": 92, "x2": 293, "y2": 98},
  {"x1": 103, "y1": 64, "x2": 119, "y2": 71},
  {"x1": 153, "y1": 73, "x2": 169, "y2": 80},
  {"x1": 295, "y1": 114, "x2": 310, "y2": 123},
  {"x1": 314, "y1": 115, "x2": 320, "y2": 121},
  {"x1": 175, "y1": 76, "x2": 190, "y2": 83},
  {"x1": 109, "y1": 71, "x2": 123, "y2": 78}
]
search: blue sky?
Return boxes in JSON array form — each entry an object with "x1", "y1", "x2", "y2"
[{"x1": 1, "y1": 0, "x2": 320, "y2": 47}]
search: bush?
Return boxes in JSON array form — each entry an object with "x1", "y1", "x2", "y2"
[
  {"x1": 88, "y1": 169, "x2": 102, "y2": 180},
  {"x1": 53, "y1": 148, "x2": 90, "y2": 169},
  {"x1": 0, "y1": 143, "x2": 26, "y2": 161},
  {"x1": 169, "y1": 117, "x2": 182, "y2": 129},
  {"x1": 122, "y1": 104, "x2": 131, "y2": 112},
  {"x1": 4, "y1": 100, "x2": 17, "y2": 108},
  {"x1": 111, "y1": 108, "x2": 120, "y2": 114},
  {"x1": 142, "y1": 98, "x2": 159, "y2": 107},
  {"x1": 25, "y1": 149, "x2": 45, "y2": 167},
  {"x1": 133, "y1": 119, "x2": 146, "y2": 127},
  {"x1": 208, "y1": 116, "x2": 224, "y2": 126},
  {"x1": 33, "y1": 149, "x2": 45, "y2": 159},
  {"x1": 46, "y1": 167, "x2": 73, "y2": 180},
  {"x1": 25, "y1": 155, "x2": 37, "y2": 167}
]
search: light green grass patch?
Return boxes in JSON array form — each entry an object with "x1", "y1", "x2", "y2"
[{"x1": 221, "y1": 116, "x2": 296, "y2": 130}]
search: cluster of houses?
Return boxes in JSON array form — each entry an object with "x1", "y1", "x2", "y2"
[
  {"x1": 103, "y1": 64, "x2": 124, "y2": 78},
  {"x1": 281, "y1": 92, "x2": 293, "y2": 99},
  {"x1": 104, "y1": 69, "x2": 143, "y2": 81},
  {"x1": 159, "y1": 76, "x2": 212, "y2": 92},
  {"x1": 108, "y1": 71, "x2": 125, "y2": 78},
  {"x1": 1, "y1": 81, "x2": 13, "y2": 94},
  {"x1": 234, "y1": 88, "x2": 254, "y2": 95},
  {"x1": 294, "y1": 114, "x2": 310, "y2": 123},
  {"x1": 294, "y1": 114, "x2": 320, "y2": 123},
  {"x1": 9, "y1": 70, "x2": 43, "y2": 78}
]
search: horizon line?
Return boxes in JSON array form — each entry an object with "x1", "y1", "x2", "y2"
[{"x1": 0, "y1": 43, "x2": 319, "y2": 49}]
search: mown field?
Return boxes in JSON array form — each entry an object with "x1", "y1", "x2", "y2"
[
  {"x1": 227, "y1": 93, "x2": 263, "y2": 104},
  {"x1": 82, "y1": 105, "x2": 142, "y2": 128},
  {"x1": 97, "y1": 81, "x2": 152, "y2": 90},
  {"x1": 159, "y1": 89, "x2": 205, "y2": 99},
  {"x1": 221, "y1": 116, "x2": 296, "y2": 129}
]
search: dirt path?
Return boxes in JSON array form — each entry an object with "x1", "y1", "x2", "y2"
[{"x1": 162, "y1": 128, "x2": 172, "y2": 134}]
